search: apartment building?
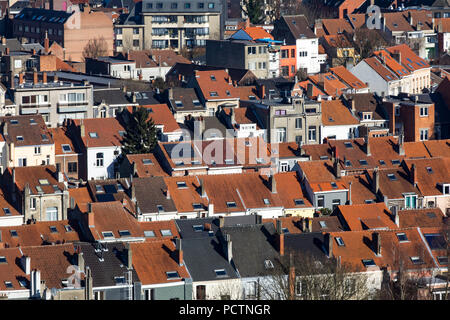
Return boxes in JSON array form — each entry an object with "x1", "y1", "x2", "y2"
[
  {"x1": 12, "y1": 7, "x2": 114, "y2": 62},
  {"x1": 120, "y1": 0, "x2": 224, "y2": 51},
  {"x1": 249, "y1": 96, "x2": 322, "y2": 145},
  {"x1": 11, "y1": 71, "x2": 94, "y2": 128},
  {"x1": 0, "y1": 114, "x2": 55, "y2": 170}
]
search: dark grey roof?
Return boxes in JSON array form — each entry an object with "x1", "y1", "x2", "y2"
[
  {"x1": 14, "y1": 8, "x2": 72, "y2": 23},
  {"x1": 284, "y1": 232, "x2": 329, "y2": 261},
  {"x1": 182, "y1": 237, "x2": 239, "y2": 281},
  {"x1": 282, "y1": 15, "x2": 316, "y2": 40},
  {"x1": 134, "y1": 177, "x2": 177, "y2": 214},
  {"x1": 94, "y1": 88, "x2": 132, "y2": 105},
  {"x1": 117, "y1": 1, "x2": 143, "y2": 25},
  {"x1": 203, "y1": 116, "x2": 228, "y2": 138},
  {"x1": 0, "y1": 39, "x2": 22, "y2": 52},
  {"x1": 21, "y1": 43, "x2": 44, "y2": 52},
  {"x1": 133, "y1": 91, "x2": 160, "y2": 105},
  {"x1": 219, "y1": 223, "x2": 280, "y2": 277},
  {"x1": 79, "y1": 242, "x2": 140, "y2": 288},
  {"x1": 168, "y1": 87, "x2": 204, "y2": 112},
  {"x1": 343, "y1": 93, "x2": 388, "y2": 120}
]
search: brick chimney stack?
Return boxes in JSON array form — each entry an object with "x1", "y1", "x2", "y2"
[
  {"x1": 33, "y1": 71, "x2": 38, "y2": 84},
  {"x1": 276, "y1": 220, "x2": 285, "y2": 256},
  {"x1": 19, "y1": 72, "x2": 24, "y2": 85},
  {"x1": 42, "y1": 72, "x2": 47, "y2": 84},
  {"x1": 44, "y1": 31, "x2": 49, "y2": 54},
  {"x1": 176, "y1": 237, "x2": 183, "y2": 266}
]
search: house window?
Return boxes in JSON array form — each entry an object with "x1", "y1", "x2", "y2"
[
  {"x1": 317, "y1": 195, "x2": 324, "y2": 208},
  {"x1": 420, "y1": 107, "x2": 428, "y2": 116},
  {"x1": 94, "y1": 291, "x2": 105, "y2": 300},
  {"x1": 133, "y1": 40, "x2": 140, "y2": 47},
  {"x1": 30, "y1": 197, "x2": 36, "y2": 210},
  {"x1": 332, "y1": 199, "x2": 340, "y2": 210},
  {"x1": 295, "y1": 118, "x2": 302, "y2": 129},
  {"x1": 226, "y1": 201, "x2": 237, "y2": 208},
  {"x1": 96, "y1": 153, "x2": 104, "y2": 167},
  {"x1": 45, "y1": 207, "x2": 58, "y2": 221},
  {"x1": 443, "y1": 184, "x2": 450, "y2": 195},
  {"x1": 308, "y1": 126, "x2": 316, "y2": 141},
  {"x1": 420, "y1": 129, "x2": 429, "y2": 141},
  {"x1": 396, "y1": 233, "x2": 408, "y2": 242},
  {"x1": 161, "y1": 229, "x2": 172, "y2": 237},
  {"x1": 280, "y1": 162, "x2": 289, "y2": 172},
  {"x1": 404, "y1": 194, "x2": 417, "y2": 209},
  {"x1": 68, "y1": 162, "x2": 77, "y2": 173},
  {"x1": 276, "y1": 127, "x2": 286, "y2": 143},
  {"x1": 196, "y1": 285, "x2": 206, "y2": 300},
  {"x1": 245, "y1": 281, "x2": 257, "y2": 299}
]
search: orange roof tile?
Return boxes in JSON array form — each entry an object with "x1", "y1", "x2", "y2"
[
  {"x1": 243, "y1": 27, "x2": 274, "y2": 40},
  {"x1": 337, "y1": 202, "x2": 398, "y2": 231},
  {"x1": 329, "y1": 65, "x2": 368, "y2": 90},
  {"x1": 274, "y1": 172, "x2": 313, "y2": 209},
  {"x1": 73, "y1": 118, "x2": 124, "y2": 148},
  {"x1": 321, "y1": 99, "x2": 359, "y2": 126},
  {"x1": 68, "y1": 187, "x2": 93, "y2": 214},
  {"x1": 49, "y1": 127, "x2": 77, "y2": 156},
  {"x1": 403, "y1": 157, "x2": 450, "y2": 196},
  {"x1": 125, "y1": 153, "x2": 169, "y2": 177},
  {"x1": 195, "y1": 69, "x2": 240, "y2": 101}
]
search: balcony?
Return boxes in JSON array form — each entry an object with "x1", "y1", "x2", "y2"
[
  {"x1": 57, "y1": 101, "x2": 89, "y2": 113},
  {"x1": 20, "y1": 103, "x2": 51, "y2": 114}
]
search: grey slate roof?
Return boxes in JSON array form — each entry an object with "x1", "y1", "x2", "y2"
[
  {"x1": 134, "y1": 177, "x2": 177, "y2": 214},
  {"x1": 182, "y1": 237, "x2": 239, "y2": 281},
  {"x1": 94, "y1": 88, "x2": 132, "y2": 105},
  {"x1": 79, "y1": 242, "x2": 140, "y2": 288},
  {"x1": 284, "y1": 232, "x2": 329, "y2": 261},
  {"x1": 218, "y1": 223, "x2": 280, "y2": 278}
]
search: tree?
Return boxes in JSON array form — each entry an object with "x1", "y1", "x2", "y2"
[
  {"x1": 82, "y1": 36, "x2": 109, "y2": 61},
  {"x1": 353, "y1": 28, "x2": 390, "y2": 60},
  {"x1": 241, "y1": 0, "x2": 265, "y2": 25},
  {"x1": 152, "y1": 77, "x2": 168, "y2": 91},
  {"x1": 122, "y1": 107, "x2": 158, "y2": 155}
]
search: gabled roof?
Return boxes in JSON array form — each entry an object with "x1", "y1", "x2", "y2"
[
  {"x1": 72, "y1": 118, "x2": 125, "y2": 148},
  {"x1": 0, "y1": 114, "x2": 54, "y2": 146},
  {"x1": 133, "y1": 177, "x2": 178, "y2": 214},
  {"x1": 293, "y1": 80, "x2": 326, "y2": 99},
  {"x1": 49, "y1": 127, "x2": 78, "y2": 156},
  {"x1": 321, "y1": 18, "x2": 354, "y2": 35},
  {"x1": 383, "y1": 11, "x2": 415, "y2": 32},
  {"x1": 8, "y1": 165, "x2": 65, "y2": 195},
  {"x1": 194, "y1": 69, "x2": 240, "y2": 100},
  {"x1": 321, "y1": 99, "x2": 359, "y2": 126},
  {"x1": 337, "y1": 203, "x2": 398, "y2": 231},
  {"x1": 125, "y1": 153, "x2": 168, "y2": 177},
  {"x1": 309, "y1": 72, "x2": 349, "y2": 96},
  {"x1": 398, "y1": 208, "x2": 446, "y2": 228},
  {"x1": 403, "y1": 157, "x2": 450, "y2": 196},
  {"x1": 168, "y1": 87, "x2": 204, "y2": 112},
  {"x1": 281, "y1": 15, "x2": 316, "y2": 39},
  {"x1": 130, "y1": 240, "x2": 190, "y2": 285},
  {"x1": 330, "y1": 66, "x2": 368, "y2": 90},
  {"x1": 342, "y1": 92, "x2": 386, "y2": 120},
  {"x1": 377, "y1": 167, "x2": 421, "y2": 200},
  {"x1": 385, "y1": 44, "x2": 430, "y2": 72},
  {"x1": 363, "y1": 56, "x2": 400, "y2": 82},
  {"x1": 0, "y1": 247, "x2": 27, "y2": 291},
  {"x1": 128, "y1": 104, "x2": 180, "y2": 133},
  {"x1": 274, "y1": 172, "x2": 313, "y2": 209},
  {"x1": 163, "y1": 175, "x2": 207, "y2": 214}
]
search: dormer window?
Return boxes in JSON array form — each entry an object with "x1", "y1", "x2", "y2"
[
  {"x1": 177, "y1": 181, "x2": 187, "y2": 188},
  {"x1": 226, "y1": 201, "x2": 237, "y2": 208},
  {"x1": 62, "y1": 144, "x2": 72, "y2": 153},
  {"x1": 175, "y1": 101, "x2": 183, "y2": 108},
  {"x1": 362, "y1": 259, "x2": 376, "y2": 268},
  {"x1": 335, "y1": 237, "x2": 345, "y2": 246},
  {"x1": 442, "y1": 184, "x2": 450, "y2": 195},
  {"x1": 119, "y1": 230, "x2": 131, "y2": 237}
]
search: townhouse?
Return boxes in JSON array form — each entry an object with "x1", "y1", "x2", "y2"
[
  {"x1": 163, "y1": 87, "x2": 208, "y2": 123},
  {"x1": 93, "y1": 87, "x2": 138, "y2": 119},
  {"x1": 49, "y1": 126, "x2": 81, "y2": 181},
  {"x1": 321, "y1": 99, "x2": 360, "y2": 141},
  {"x1": 0, "y1": 189, "x2": 23, "y2": 227},
  {"x1": 119, "y1": 153, "x2": 169, "y2": 178}
]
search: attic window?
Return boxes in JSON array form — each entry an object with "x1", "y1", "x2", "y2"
[
  {"x1": 177, "y1": 181, "x2": 187, "y2": 188},
  {"x1": 65, "y1": 225, "x2": 73, "y2": 232},
  {"x1": 62, "y1": 144, "x2": 72, "y2": 153},
  {"x1": 39, "y1": 179, "x2": 49, "y2": 185},
  {"x1": 320, "y1": 156, "x2": 328, "y2": 160},
  {"x1": 166, "y1": 271, "x2": 180, "y2": 279},
  {"x1": 36, "y1": 186, "x2": 43, "y2": 193},
  {"x1": 345, "y1": 160, "x2": 352, "y2": 167},
  {"x1": 344, "y1": 142, "x2": 353, "y2": 148},
  {"x1": 10, "y1": 230, "x2": 18, "y2": 237},
  {"x1": 379, "y1": 160, "x2": 386, "y2": 166},
  {"x1": 264, "y1": 259, "x2": 274, "y2": 269},
  {"x1": 193, "y1": 100, "x2": 201, "y2": 106},
  {"x1": 119, "y1": 131, "x2": 125, "y2": 137},
  {"x1": 41, "y1": 134, "x2": 48, "y2": 141},
  {"x1": 391, "y1": 159, "x2": 400, "y2": 165},
  {"x1": 89, "y1": 132, "x2": 98, "y2": 138},
  {"x1": 210, "y1": 75, "x2": 216, "y2": 81},
  {"x1": 175, "y1": 101, "x2": 183, "y2": 107},
  {"x1": 362, "y1": 259, "x2": 376, "y2": 267},
  {"x1": 161, "y1": 229, "x2": 172, "y2": 237},
  {"x1": 0, "y1": 256, "x2": 6, "y2": 264},
  {"x1": 263, "y1": 198, "x2": 270, "y2": 205},
  {"x1": 294, "y1": 199, "x2": 304, "y2": 206},
  {"x1": 192, "y1": 203, "x2": 203, "y2": 210},
  {"x1": 115, "y1": 276, "x2": 126, "y2": 284},
  {"x1": 437, "y1": 256, "x2": 448, "y2": 265},
  {"x1": 16, "y1": 136, "x2": 24, "y2": 141},
  {"x1": 226, "y1": 201, "x2": 237, "y2": 208},
  {"x1": 215, "y1": 269, "x2": 228, "y2": 277},
  {"x1": 144, "y1": 230, "x2": 155, "y2": 238},
  {"x1": 427, "y1": 212, "x2": 436, "y2": 218},
  {"x1": 102, "y1": 231, "x2": 115, "y2": 239},
  {"x1": 4, "y1": 281, "x2": 13, "y2": 289},
  {"x1": 396, "y1": 232, "x2": 408, "y2": 242},
  {"x1": 49, "y1": 226, "x2": 58, "y2": 233},
  {"x1": 95, "y1": 185, "x2": 104, "y2": 193},
  {"x1": 117, "y1": 184, "x2": 124, "y2": 192},
  {"x1": 359, "y1": 160, "x2": 368, "y2": 166},
  {"x1": 319, "y1": 221, "x2": 327, "y2": 228},
  {"x1": 10, "y1": 119, "x2": 18, "y2": 125},
  {"x1": 30, "y1": 119, "x2": 36, "y2": 125},
  {"x1": 119, "y1": 230, "x2": 131, "y2": 237},
  {"x1": 410, "y1": 256, "x2": 424, "y2": 265},
  {"x1": 157, "y1": 205, "x2": 165, "y2": 213},
  {"x1": 335, "y1": 237, "x2": 345, "y2": 246},
  {"x1": 210, "y1": 91, "x2": 218, "y2": 97},
  {"x1": 387, "y1": 173, "x2": 397, "y2": 181},
  {"x1": 365, "y1": 200, "x2": 374, "y2": 204},
  {"x1": 225, "y1": 159, "x2": 234, "y2": 165},
  {"x1": 226, "y1": 90, "x2": 231, "y2": 96},
  {"x1": 331, "y1": 182, "x2": 338, "y2": 189},
  {"x1": 3, "y1": 208, "x2": 11, "y2": 216},
  {"x1": 426, "y1": 167, "x2": 433, "y2": 174},
  {"x1": 193, "y1": 225, "x2": 204, "y2": 232}
]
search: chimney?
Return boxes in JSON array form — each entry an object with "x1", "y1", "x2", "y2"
[
  {"x1": 334, "y1": 157, "x2": 341, "y2": 179},
  {"x1": 126, "y1": 243, "x2": 132, "y2": 269},
  {"x1": 138, "y1": 72, "x2": 143, "y2": 81},
  {"x1": 288, "y1": 253, "x2": 295, "y2": 300},
  {"x1": 302, "y1": 218, "x2": 306, "y2": 232},
  {"x1": 31, "y1": 270, "x2": 41, "y2": 298},
  {"x1": 219, "y1": 216, "x2": 225, "y2": 228},
  {"x1": 200, "y1": 179, "x2": 206, "y2": 197},
  {"x1": 2, "y1": 121, "x2": 7, "y2": 137},
  {"x1": 42, "y1": 72, "x2": 47, "y2": 84},
  {"x1": 348, "y1": 181, "x2": 352, "y2": 205},
  {"x1": 1, "y1": 36, "x2": 5, "y2": 45},
  {"x1": 20, "y1": 256, "x2": 31, "y2": 275},
  {"x1": 245, "y1": 18, "x2": 250, "y2": 29},
  {"x1": 325, "y1": 233, "x2": 333, "y2": 258},
  {"x1": 165, "y1": 188, "x2": 170, "y2": 199},
  {"x1": 5, "y1": 47, "x2": 9, "y2": 55},
  {"x1": 408, "y1": 11, "x2": 413, "y2": 26},
  {"x1": 132, "y1": 92, "x2": 137, "y2": 103},
  {"x1": 80, "y1": 121, "x2": 85, "y2": 138},
  {"x1": 32, "y1": 48, "x2": 36, "y2": 55},
  {"x1": 260, "y1": 84, "x2": 266, "y2": 99},
  {"x1": 19, "y1": 72, "x2": 24, "y2": 85},
  {"x1": 411, "y1": 164, "x2": 417, "y2": 186},
  {"x1": 44, "y1": 31, "x2": 49, "y2": 54},
  {"x1": 33, "y1": 71, "x2": 38, "y2": 84},
  {"x1": 307, "y1": 82, "x2": 314, "y2": 97},
  {"x1": 364, "y1": 135, "x2": 371, "y2": 156},
  {"x1": 122, "y1": 85, "x2": 127, "y2": 93},
  {"x1": 168, "y1": 87, "x2": 173, "y2": 100},
  {"x1": 87, "y1": 203, "x2": 94, "y2": 227},
  {"x1": 176, "y1": 237, "x2": 183, "y2": 266},
  {"x1": 392, "y1": 50, "x2": 401, "y2": 64},
  {"x1": 208, "y1": 203, "x2": 214, "y2": 217},
  {"x1": 77, "y1": 252, "x2": 84, "y2": 272},
  {"x1": 85, "y1": 267, "x2": 93, "y2": 300},
  {"x1": 308, "y1": 218, "x2": 312, "y2": 232},
  {"x1": 372, "y1": 167, "x2": 380, "y2": 194},
  {"x1": 131, "y1": 184, "x2": 136, "y2": 201},
  {"x1": 276, "y1": 220, "x2": 284, "y2": 256},
  {"x1": 225, "y1": 234, "x2": 233, "y2": 263},
  {"x1": 53, "y1": 75, "x2": 58, "y2": 83},
  {"x1": 70, "y1": 197, "x2": 75, "y2": 210},
  {"x1": 373, "y1": 232, "x2": 381, "y2": 256},
  {"x1": 270, "y1": 175, "x2": 277, "y2": 193},
  {"x1": 392, "y1": 206, "x2": 400, "y2": 227},
  {"x1": 398, "y1": 132, "x2": 405, "y2": 156},
  {"x1": 350, "y1": 98, "x2": 356, "y2": 113}
]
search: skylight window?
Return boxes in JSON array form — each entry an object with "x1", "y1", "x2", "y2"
[
  {"x1": 215, "y1": 269, "x2": 228, "y2": 277},
  {"x1": 294, "y1": 199, "x2": 304, "y2": 206},
  {"x1": 362, "y1": 259, "x2": 376, "y2": 267},
  {"x1": 117, "y1": 184, "x2": 124, "y2": 192},
  {"x1": 391, "y1": 159, "x2": 401, "y2": 165},
  {"x1": 427, "y1": 212, "x2": 436, "y2": 218},
  {"x1": 320, "y1": 156, "x2": 328, "y2": 160},
  {"x1": 193, "y1": 100, "x2": 201, "y2": 106},
  {"x1": 437, "y1": 256, "x2": 448, "y2": 265},
  {"x1": 144, "y1": 230, "x2": 155, "y2": 238},
  {"x1": 10, "y1": 119, "x2": 18, "y2": 125},
  {"x1": 157, "y1": 205, "x2": 165, "y2": 213},
  {"x1": 35, "y1": 186, "x2": 43, "y2": 193},
  {"x1": 193, "y1": 203, "x2": 203, "y2": 210},
  {"x1": 331, "y1": 182, "x2": 338, "y2": 189},
  {"x1": 0, "y1": 256, "x2": 6, "y2": 264},
  {"x1": 345, "y1": 160, "x2": 352, "y2": 167},
  {"x1": 30, "y1": 119, "x2": 36, "y2": 125},
  {"x1": 264, "y1": 259, "x2": 274, "y2": 269},
  {"x1": 41, "y1": 134, "x2": 48, "y2": 141},
  {"x1": 166, "y1": 271, "x2": 180, "y2": 279},
  {"x1": 175, "y1": 101, "x2": 183, "y2": 107},
  {"x1": 210, "y1": 75, "x2": 216, "y2": 81},
  {"x1": 210, "y1": 91, "x2": 218, "y2": 97},
  {"x1": 3, "y1": 208, "x2": 11, "y2": 216},
  {"x1": 102, "y1": 231, "x2": 115, "y2": 239},
  {"x1": 336, "y1": 237, "x2": 345, "y2": 246},
  {"x1": 161, "y1": 229, "x2": 172, "y2": 237},
  {"x1": 62, "y1": 144, "x2": 72, "y2": 153},
  {"x1": 89, "y1": 132, "x2": 98, "y2": 138},
  {"x1": 396, "y1": 233, "x2": 408, "y2": 242},
  {"x1": 226, "y1": 201, "x2": 237, "y2": 208},
  {"x1": 410, "y1": 256, "x2": 424, "y2": 265},
  {"x1": 10, "y1": 230, "x2": 18, "y2": 237},
  {"x1": 95, "y1": 185, "x2": 104, "y2": 193},
  {"x1": 16, "y1": 136, "x2": 24, "y2": 141},
  {"x1": 115, "y1": 276, "x2": 126, "y2": 284},
  {"x1": 359, "y1": 160, "x2": 368, "y2": 166},
  {"x1": 49, "y1": 226, "x2": 58, "y2": 233},
  {"x1": 263, "y1": 198, "x2": 270, "y2": 205},
  {"x1": 4, "y1": 281, "x2": 13, "y2": 289},
  {"x1": 119, "y1": 230, "x2": 131, "y2": 237},
  {"x1": 426, "y1": 167, "x2": 433, "y2": 174},
  {"x1": 177, "y1": 181, "x2": 187, "y2": 188},
  {"x1": 379, "y1": 160, "x2": 386, "y2": 166},
  {"x1": 65, "y1": 225, "x2": 73, "y2": 232},
  {"x1": 193, "y1": 225, "x2": 204, "y2": 232},
  {"x1": 365, "y1": 199, "x2": 374, "y2": 204},
  {"x1": 319, "y1": 221, "x2": 327, "y2": 228},
  {"x1": 344, "y1": 142, "x2": 353, "y2": 148},
  {"x1": 387, "y1": 173, "x2": 397, "y2": 181},
  {"x1": 39, "y1": 179, "x2": 49, "y2": 185}
]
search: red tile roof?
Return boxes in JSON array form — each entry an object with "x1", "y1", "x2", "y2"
[
  {"x1": 242, "y1": 27, "x2": 274, "y2": 40},
  {"x1": 194, "y1": 69, "x2": 240, "y2": 100},
  {"x1": 125, "y1": 153, "x2": 169, "y2": 177},
  {"x1": 49, "y1": 127, "x2": 77, "y2": 156},
  {"x1": 321, "y1": 99, "x2": 359, "y2": 126},
  {"x1": 73, "y1": 118, "x2": 125, "y2": 148},
  {"x1": 329, "y1": 65, "x2": 368, "y2": 90},
  {"x1": 337, "y1": 203, "x2": 398, "y2": 231}
]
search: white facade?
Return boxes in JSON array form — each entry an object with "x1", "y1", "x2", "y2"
[
  {"x1": 234, "y1": 124, "x2": 266, "y2": 139},
  {"x1": 86, "y1": 146, "x2": 121, "y2": 180},
  {"x1": 110, "y1": 62, "x2": 137, "y2": 79},
  {"x1": 321, "y1": 124, "x2": 359, "y2": 140},
  {"x1": 350, "y1": 61, "x2": 403, "y2": 96},
  {"x1": 0, "y1": 214, "x2": 24, "y2": 226},
  {"x1": 191, "y1": 278, "x2": 242, "y2": 300},
  {"x1": 296, "y1": 38, "x2": 320, "y2": 74},
  {"x1": 268, "y1": 50, "x2": 280, "y2": 78},
  {"x1": 138, "y1": 66, "x2": 173, "y2": 81}
]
